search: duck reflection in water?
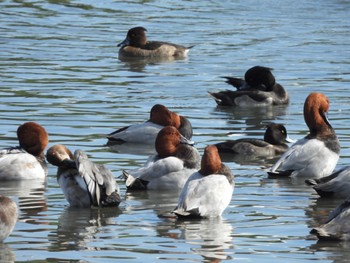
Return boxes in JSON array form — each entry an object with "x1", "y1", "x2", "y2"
[
  {"x1": 157, "y1": 217, "x2": 234, "y2": 261},
  {"x1": 0, "y1": 179, "x2": 47, "y2": 223},
  {"x1": 48, "y1": 206, "x2": 122, "y2": 251}
]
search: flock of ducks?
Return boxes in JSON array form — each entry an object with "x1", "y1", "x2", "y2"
[{"x1": 0, "y1": 27, "x2": 349, "y2": 244}]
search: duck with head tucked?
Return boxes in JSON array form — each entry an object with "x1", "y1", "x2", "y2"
[
  {"x1": 107, "y1": 104, "x2": 193, "y2": 145},
  {"x1": 208, "y1": 66, "x2": 289, "y2": 106},
  {"x1": 46, "y1": 145, "x2": 121, "y2": 208},
  {"x1": 0, "y1": 122, "x2": 49, "y2": 180},
  {"x1": 122, "y1": 126, "x2": 200, "y2": 191},
  {"x1": 118, "y1": 26, "x2": 193, "y2": 58},
  {"x1": 0, "y1": 195, "x2": 18, "y2": 242},
  {"x1": 173, "y1": 145, "x2": 234, "y2": 218},
  {"x1": 268, "y1": 93, "x2": 340, "y2": 178},
  {"x1": 215, "y1": 123, "x2": 293, "y2": 156},
  {"x1": 306, "y1": 166, "x2": 350, "y2": 199}
]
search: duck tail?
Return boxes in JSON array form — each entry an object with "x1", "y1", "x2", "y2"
[
  {"x1": 305, "y1": 178, "x2": 318, "y2": 186},
  {"x1": 122, "y1": 170, "x2": 148, "y2": 190}
]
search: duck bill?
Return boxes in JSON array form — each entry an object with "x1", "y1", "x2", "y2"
[
  {"x1": 117, "y1": 38, "x2": 129, "y2": 47},
  {"x1": 180, "y1": 135, "x2": 195, "y2": 146},
  {"x1": 321, "y1": 111, "x2": 333, "y2": 128},
  {"x1": 285, "y1": 136, "x2": 296, "y2": 143},
  {"x1": 238, "y1": 82, "x2": 251, "y2": 90}
]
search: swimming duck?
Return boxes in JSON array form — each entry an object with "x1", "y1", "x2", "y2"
[
  {"x1": 122, "y1": 126, "x2": 200, "y2": 191},
  {"x1": 311, "y1": 198, "x2": 350, "y2": 240},
  {"x1": 107, "y1": 104, "x2": 193, "y2": 144},
  {"x1": 173, "y1": 145, "x2": 234, "y2": 218},
  {"x1": 0, "y1": 122, "x2": 49, "y2": 180},
  {"x1": 46, "y1": 144, "x2": 121, "y2": 208},
  {"x1": 306, "y1": 166, "x2": 350, "y2": 198},
  {"x1": 0, "y1": 195, "x2": 17, "y2": 242},
  {"x1": 215, "y1": 123, "x2": 293, "y2": 156},
  {"x1": 208, "y1": 66, "x2": 289, "y2": 106},
  {"x1": 268, "y1": 93, "x2": 340, "y2": 178},
  {"x1": 118, "y1": 26, "x2": 193, "y2": 58}
]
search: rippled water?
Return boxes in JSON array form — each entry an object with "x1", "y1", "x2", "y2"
[{"x1": 1, "y1": 0, "x2": 350, "y2": 262}]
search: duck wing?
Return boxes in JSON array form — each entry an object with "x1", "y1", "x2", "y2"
[
  {"x1": 74, "y1": 150, "x2": 117, "y2": 206},
  {"x1": 267, "y1": 138, "x2": 331, "y2": 177},
  {"x1": 107, "y1": 121, "x2": 163, "y2": 144}
]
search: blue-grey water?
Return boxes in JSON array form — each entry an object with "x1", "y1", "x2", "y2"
[{"x1": 1, "y1": 0, "x2": 350, "y2": 262}]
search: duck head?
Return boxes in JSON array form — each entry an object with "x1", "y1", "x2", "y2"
[
  {"x1": 118, "y1": 26, "x2": 147, "y2": 48},
  {"x1": 155, "y1": 126, "x2": 193, "y2": 158},
  {"x1": 303, "y1": 93, "x2": 332, "y2": 136},
  {"x1": 17, "y1": 122, "x2": 48, "y2": 158},
  {"x1": 244, "y1": 66, "x2": 276, "y2": 91},
  {"x1": 150, "y1": 104, "x2": 181, "y2": 129},
  {"x1": 46, "y1": 144, "x2": 74, "y2": 167},
  {"x1": 199, "y1": 145, "x2": 222, "y2": 176}
]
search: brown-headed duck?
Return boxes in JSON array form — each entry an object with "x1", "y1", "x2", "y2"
[
  {"x1": 118, "y1": 26, "x2": 193, "y2": 58},
  {"x1": 0, "y1": 122, "x2": 48, "y2": 180},
  {"x1": 173, "y1": 145, "x2": 234, "y2": 218},
  {"x1": 107, "y1": 104, "x2": 193, "y2": 144},
  {"x1": 122, "y1": 126, "x2": 200, "y2": 191},
  {"x1": 268, "y1": 93, "x2": 340, "y2": 178}
]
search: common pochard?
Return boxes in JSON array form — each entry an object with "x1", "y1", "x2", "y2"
[
  {"x1": 0, "y1": 122, "x2": 48, "y2": 180},
  {"x1": 107, "y1": 104, "x2": 192, "y2": 144},
  {"x1": 268, "y1": 93, "x2": 340, "y2": 178},
  {"x1": 173, "y1": 145, "x2": 234, "y2": 218},
  {"x1": 122, "y1": 126, "x2": 200, "y2": 191},
  {"x1": 46, "y1": 144, "x2": 121, "y2": 208}
]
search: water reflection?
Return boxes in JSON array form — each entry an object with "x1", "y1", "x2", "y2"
[
  {"x1": 125, "y1": 190, "x2": 180, "y2": 216},
  {"x1": 48, "y1": 206, "x2": 122, "y2": 251},
  {"x1": 309, "y1": 240, "x2": 350, "y2": 263},
  {"x1": 0, "y1": 179, "x2": 47, "y2": 222},
  {"x1": 219, "y1": 151, "x2": 280, "y2": 167},
  {"x1": 158, "y1": 217, "x2": 234, "y2": 262},
  {"x1": 107, "y1": 141, "x2": 156, "y2": 156},
  {"x1": 212, "y1": 104, "x2": 289, "y2": 131},
  {"x1": 126, "y1": 190, "x2": 234, "y2": 261},
  {"x1": 305, "y1": 196, "x2": 342, "y2": 230},
  {"x1": 263, "y1": 175, "x2": 319, "y2": 191},
  {"x1": 118, "y1": 56, "x2": 188, "y2": 73}
]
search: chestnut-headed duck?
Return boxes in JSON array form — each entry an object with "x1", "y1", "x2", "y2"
[
  {"x1": 107, "y1": 104, "x2": 193, "y2": 144},
  {"x1": 311, "y1": 198, "x2": 350, "y2": 240},
  {"x1": 208, "y1": 66, "x2": 289, "y2": 106},
  {"x1": 0, "y1": 122, "x2": 49, "y2": 180},
  {"x1": 0, "y1": 195, "x2": 17, "y2": 242},
  {"x1": 306, "y1": 166, "x2": 350, "y2": 198},
  {"x1": 268, "y1": 93, "x2": 340, "y2": 178},
  {"x1": 215, "y1": 123, "x2": 293, "y2": 156},
  {"x1": 122, "y1": 126, "x2": 200, "y2": 191},
  {"x1": 46, "y1": 145, "x2": 121, "y2": 208},
  {"x1": 173, "y1": 145, "x2": 234, "y2": 218},
  {"x1": 118, "y1": 27, "x2": 193, "y2": 58}
]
